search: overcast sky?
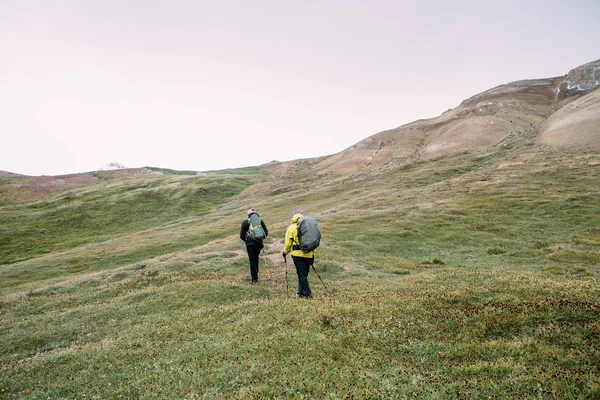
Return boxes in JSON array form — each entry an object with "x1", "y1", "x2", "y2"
[{"x1": 1, "y1": 1, "x2": 599, "y2": 176}]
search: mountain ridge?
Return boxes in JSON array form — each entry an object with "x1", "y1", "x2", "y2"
[
  {"x1": 266, "y1": 59, "x2": 599, "y2": 176},
  {"x1": 2, "y1": 59, "x2": 598, "y2": 179}
]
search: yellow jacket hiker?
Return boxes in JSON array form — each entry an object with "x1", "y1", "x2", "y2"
[
  {"x1": 283, "y1": 212, "x2": 317, "y2": 258},
  {"x1": 283, "y1": 210, "x2": 315, "y2": 298}
]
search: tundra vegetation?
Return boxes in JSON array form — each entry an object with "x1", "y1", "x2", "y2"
[{"x1": 1, "y1": 138, "x2": 599, "y2": 399}]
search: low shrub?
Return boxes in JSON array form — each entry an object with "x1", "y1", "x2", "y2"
[{"x1": 487, "y1": 247, "x2": 506, "y2": 255}]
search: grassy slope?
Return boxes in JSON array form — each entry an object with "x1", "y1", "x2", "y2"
[
  {"x1": 0, "y1": 170, "x2": 256, "y2": 293},
  {"x1": 0, "y1": 171, "x2": 253, "y2": 264},
  {"x1": 1, "y1": 143, "x2": 599, "y2": 399}
]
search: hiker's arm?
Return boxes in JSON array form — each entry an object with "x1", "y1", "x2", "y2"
[
  {"x1": 283, "y1": 226, "x2": 292, "y2": 254},
  {"x1": 240, "y1": 221, "x2": 248, "y2": 241},
  {"x1": 261, "y1": 220, "x2": 268, "y2": 238}
]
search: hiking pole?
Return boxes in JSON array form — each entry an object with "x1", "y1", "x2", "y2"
[
  {"x1": 311, "y1": 261, "x2": 330, "y2": 294},
  {"x1": 283, "y1": 253, "x2": 289, "y2": 297},
  {"x1": 262, "y1": 249, "x2": 271, "y2": 281}
]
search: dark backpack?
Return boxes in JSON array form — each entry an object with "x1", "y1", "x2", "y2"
[
  {"x1": 296, "y1": 216, "x2": 321, "y2": 252},
  {"x1": 246, "y1": 214, "x2": 266, "y2": 243}
]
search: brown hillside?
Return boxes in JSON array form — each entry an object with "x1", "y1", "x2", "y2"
[
  {"x1": 267, "y1": 59, "x2": 599, "y2": 176},
  {"x1": 538, "y1": 89, "x2": 600, "y2": 151}
]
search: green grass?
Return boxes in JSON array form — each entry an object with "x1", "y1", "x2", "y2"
[
  {"x1": 206, "y1": 166, "x2": 263, "y2": 175},
  {"x1": 1, "y1": 143, "x2": 599, "y2": 398},
  {"x1": 145, "y1": 167, "x2": 199, "y2": 175},
  {"x1": 0, "y1": 174, "x2": 252, "y2": 264},
  {"x1": 1, "y1": 268, "x2": 597, "y2": 398}
]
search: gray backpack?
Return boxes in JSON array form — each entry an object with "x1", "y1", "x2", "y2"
[{"x1": 297, "y1": 216, "x2": 321, "y2": 252}]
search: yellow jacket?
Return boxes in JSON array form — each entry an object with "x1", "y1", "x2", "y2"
[{"x1": 283, "y1": 214, "x2": 316, "y2": 258}]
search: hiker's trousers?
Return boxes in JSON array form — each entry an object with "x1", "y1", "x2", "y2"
[
  {"x1": 292, "y1": 256, "x2": 313, "y2": 297},
  {"x1": 246, "y1": 244, "x2": 262, "y2": 282}
]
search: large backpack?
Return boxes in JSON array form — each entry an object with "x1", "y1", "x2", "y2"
[
  {"x1": 246, "y1": 214, "x2": 266, "y2": 243},
  {"x1": 296, "y1": 216, "x2": 321, "y2": 252}
]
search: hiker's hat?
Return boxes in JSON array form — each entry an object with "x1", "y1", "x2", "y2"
[
  {"x1": 293, "y1": 209, "x2": 303, "y2": 215},
  {"x1": 247, "y1": 208, "x2": 256, "y2": 216}
]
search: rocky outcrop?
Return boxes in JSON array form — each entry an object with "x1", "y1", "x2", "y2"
[
  {"x1": 98, "y1": 162, "x2": 127, "y2": 171},
  {"x1": 561, "y1": 59, "x2": 600, "y2": 98}
]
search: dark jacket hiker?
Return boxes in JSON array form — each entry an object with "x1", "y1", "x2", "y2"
[{"x1": 240, "y1": 208, "x2": 269, "y2": 284}]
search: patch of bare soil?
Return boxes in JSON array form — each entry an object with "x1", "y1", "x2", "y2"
[
  {"x1": 422, "y1": 116, "x2": 514, "y2": 157},
  {"x1": 538, "y1": 90, "x2": 600, "y2": 151},
  {"x1": 24, "y1": 175, "x2": 97, "y2": 193},
  {"x1": 264, "y1": 240, "x2": 285, "y2": 266},
  {"x1": 550, "y1": 243, "x2": 574, "y2": 251}
]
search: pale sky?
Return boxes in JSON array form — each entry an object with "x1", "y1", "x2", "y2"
[{"x1": 1, "y1": 0, "x2": 599, "y2": 176}]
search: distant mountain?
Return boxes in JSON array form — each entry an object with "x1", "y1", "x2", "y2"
[
  {"x1": 0, "y1": 171, "x2": 24, "y2": 177},
  {"x1": 98, "y1": 162, "x2": 127, "y2": 171},
  {"x1": 268, "y1": 59, "x2": 600, "y2": 176}
]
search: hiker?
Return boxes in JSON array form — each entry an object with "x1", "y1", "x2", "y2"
[
  {"x1": 240, "y1": 208, "x2": 268, "y2": 284},
  {"x1": 282, "y1": 209, "x2": 316, "y2": 298}
]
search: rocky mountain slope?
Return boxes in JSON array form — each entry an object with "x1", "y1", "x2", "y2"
[{"x1": 269, "y1": 59, "x2": 599, "y2": 176}]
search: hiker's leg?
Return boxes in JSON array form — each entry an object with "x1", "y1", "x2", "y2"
[
  {"x1": 292, "y1": 256, "x2": 311, "y2": 297},
  {"x1": 247, "y1": 245, "x2": 260, "y2": 282},
  {"x1": 292, "y1": 256, "x2": 302, "y2": 295},
  {"x1": 305, "y1": 257, "x2": 313, "y2": 297},
  {"x1": 303, "y1": 258, "x2": 312, "y2": 297}
]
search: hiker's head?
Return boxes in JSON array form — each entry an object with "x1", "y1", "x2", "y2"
[
  {"x1": 291, "y1": 209, "x2": 304, "y2": 223},
  {"x1": 247, "y1": 208, "x2": 256, "y2": 216}
]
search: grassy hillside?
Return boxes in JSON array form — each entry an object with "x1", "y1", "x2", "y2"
[
  {"x1": 0, "y1": 169, "x2": 260, "y2": 293},
  {"x1": 1, "y1": 141, "x2": 599, "y2": 398}
]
